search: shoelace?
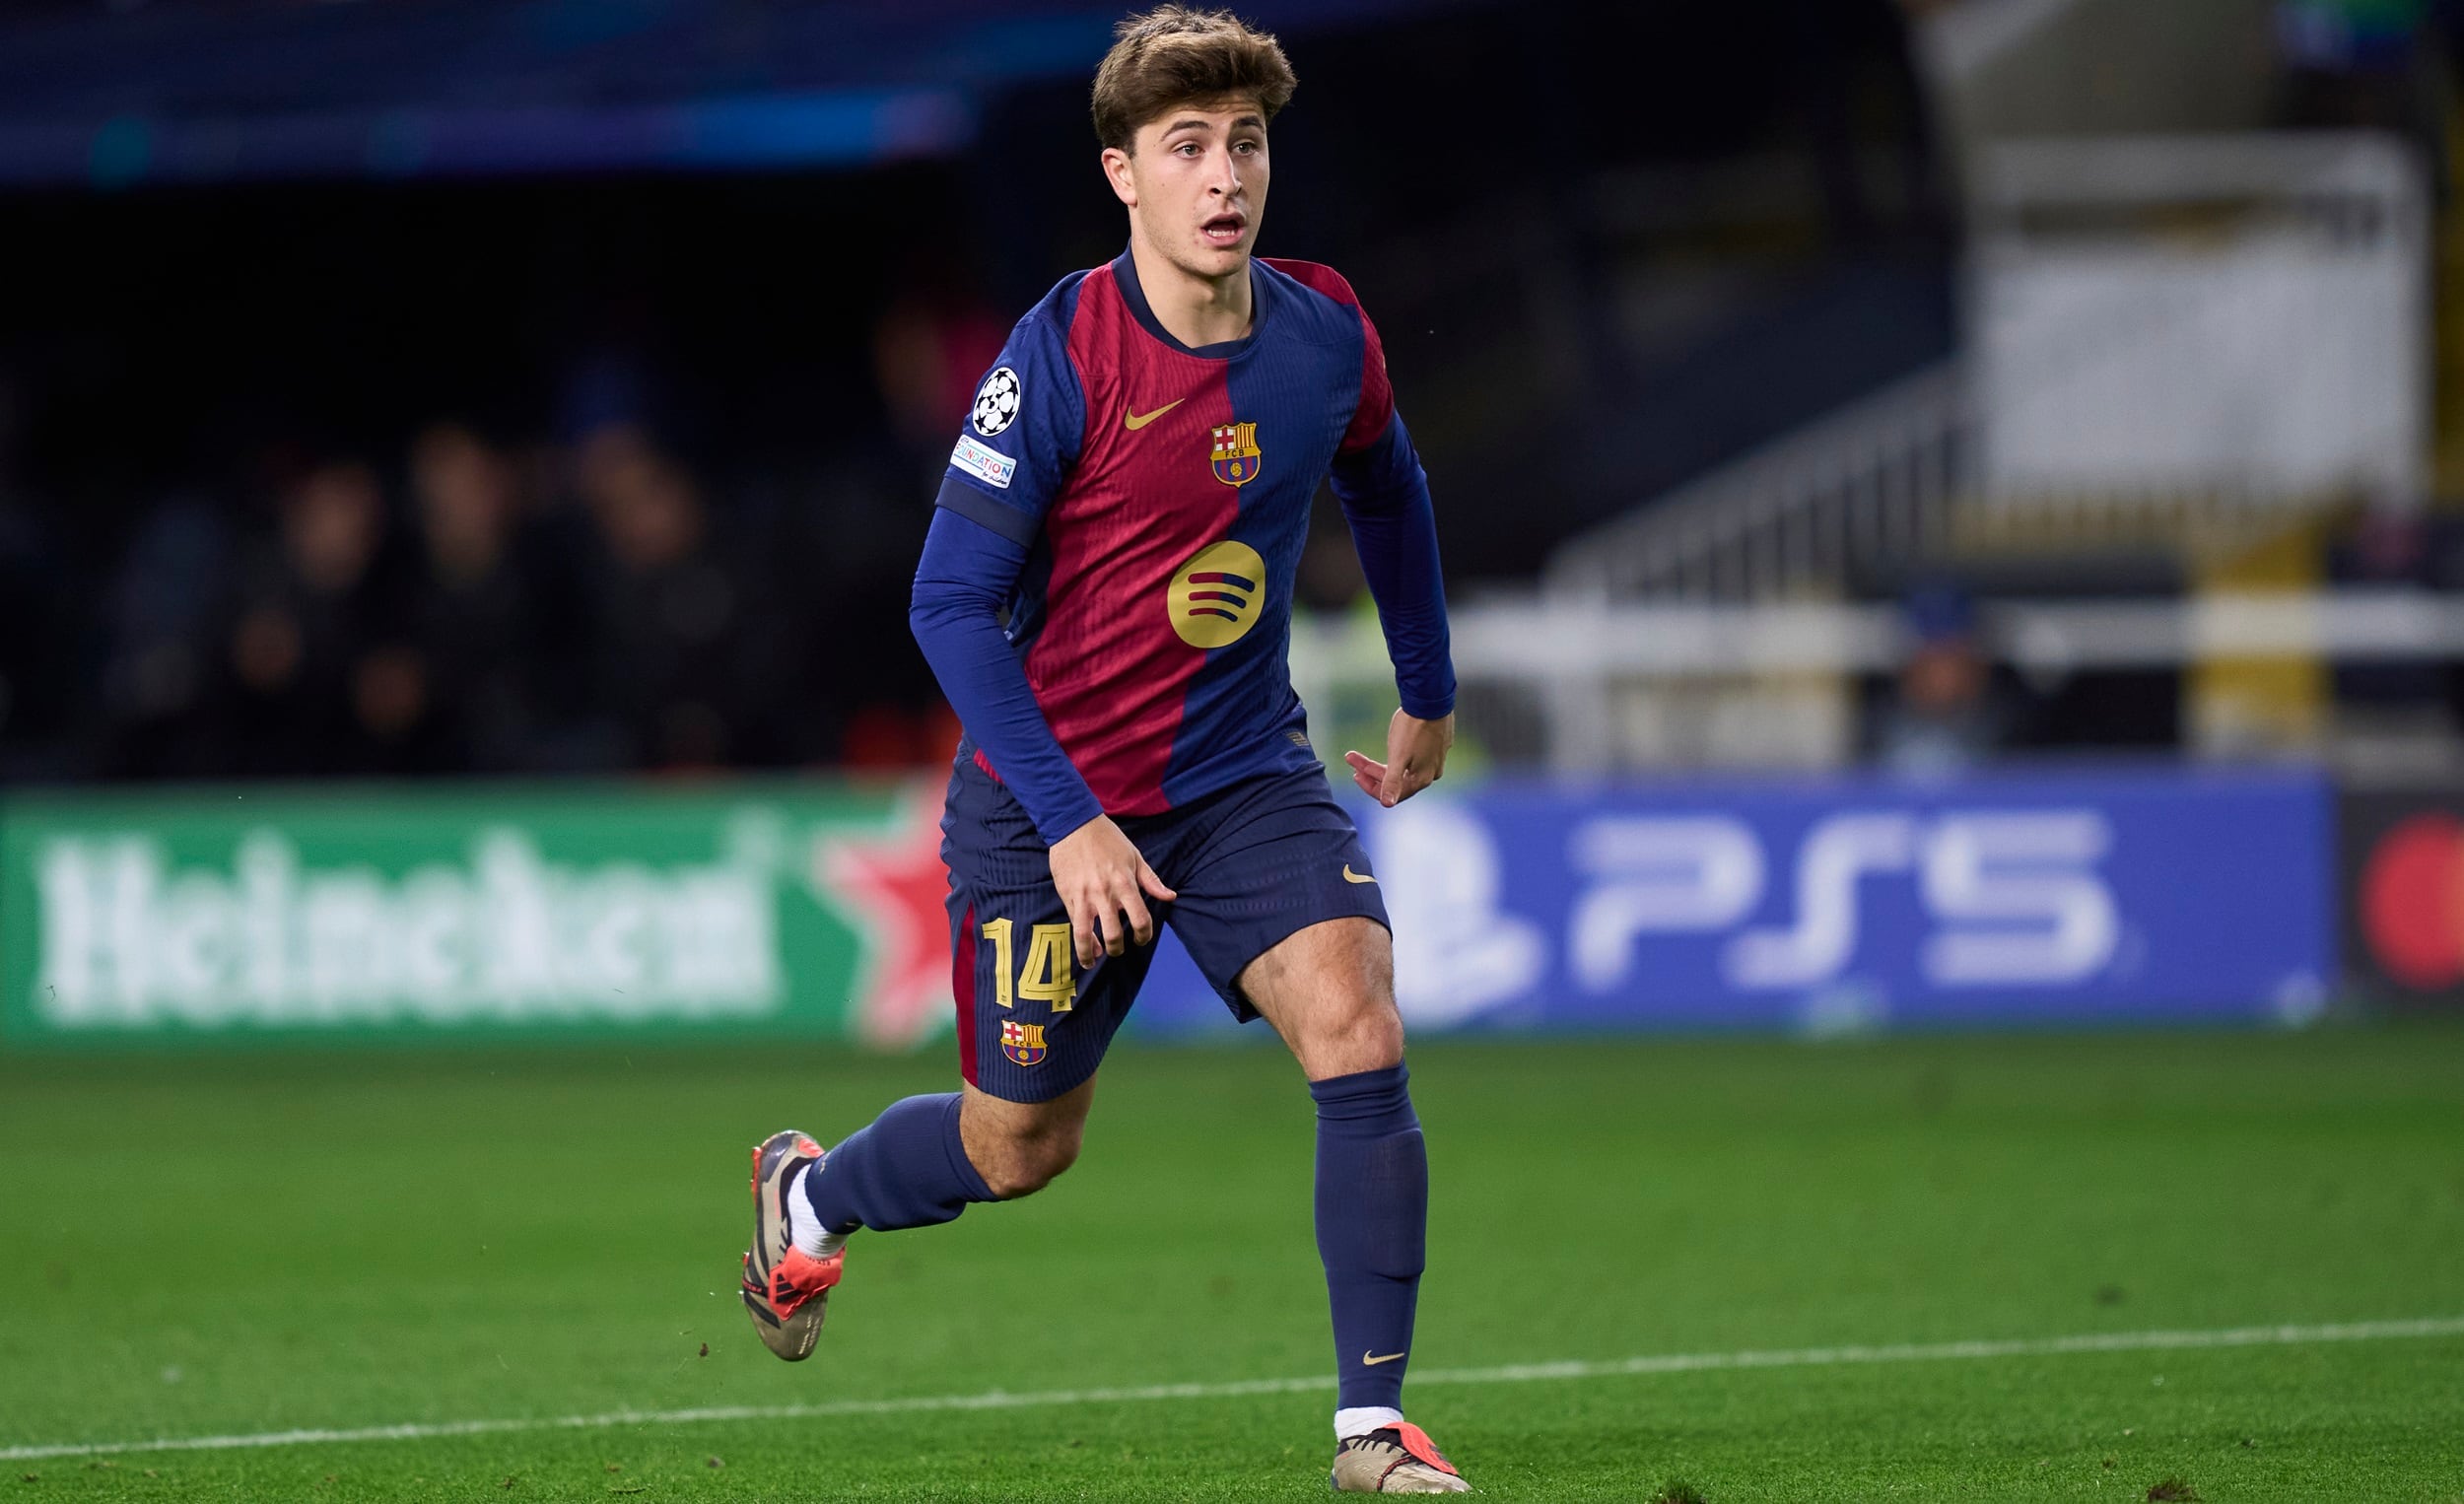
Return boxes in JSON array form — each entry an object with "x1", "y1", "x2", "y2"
[{"x1": 1341, "y1": 1428, "x2": 1454, "y2": 1480}]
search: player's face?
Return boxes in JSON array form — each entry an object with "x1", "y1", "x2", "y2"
[{"x1": 1105, "y1": 100, "x2": 1269, "y2": 283}]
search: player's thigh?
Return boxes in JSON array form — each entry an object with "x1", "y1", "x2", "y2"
[
  {"x1": 1160, "y1": 767, "x2": 1400, "y2": 1079},
  {"x1": 1239, "y1": 917, "x2": 1404, "y2": 1081},
  {"x1": 952, "y1": 874, "x2": 1154, "y2": 1103},
  {"x1": 944, "y1": 760, "x2": 1154, "y2": 1103}
]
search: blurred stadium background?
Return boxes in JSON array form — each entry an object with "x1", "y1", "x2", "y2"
[
  {"x1": 4, "y1": 0, "x2": 2464, "y2": 1039},
  {"x1": 3, "y1": 1, "x2": 2463, "y2": 1499}
]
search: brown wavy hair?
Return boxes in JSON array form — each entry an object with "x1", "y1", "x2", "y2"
[{"x1": 1091, "y1": 6, "x2": 1297, "y2": 152}]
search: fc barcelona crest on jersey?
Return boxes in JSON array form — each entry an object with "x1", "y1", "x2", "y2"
[
  {"x1": 1210, "y1": 422, "x2": 1263, "y2": 487},
  {"x1": 1000, "y1": 1018, "x2": 1048, "y2": 1067}
]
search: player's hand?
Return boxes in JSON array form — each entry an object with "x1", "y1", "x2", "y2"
[
  {"x1": 1345, "y1": 709, "x2": 1454, "y2": 807},
  {"x1": 1048, "y1": 815, "x2": 1178, "y2": 968}
]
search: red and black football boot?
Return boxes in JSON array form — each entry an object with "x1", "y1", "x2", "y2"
[
  {"x1": 1330, "y1": 1422, "x2": 1471, "y2": 1493},
  {"x1": 739, "y1": 1129, "x2": 845, "y2": 1361}
]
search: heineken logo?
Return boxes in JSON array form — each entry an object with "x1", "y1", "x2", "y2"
[{"x1": 33, "y1": 828, "x2": 784, "y2": 1029}]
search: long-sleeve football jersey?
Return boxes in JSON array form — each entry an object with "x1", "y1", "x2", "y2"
[{"x1": 911, "y1": 248, "x2": 1455, "y2": 845}]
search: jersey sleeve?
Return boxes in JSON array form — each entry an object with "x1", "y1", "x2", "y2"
[
  {"x1": 934, "y1": 308, "x2": 1085, "y2": 548},
  {"x1": 1327, "y1": 298, "x2": 1456, "y2": 720},
  {"x1": 1336, "y1": 292, "x2": 1398, "y2": 458},
  {"x1": 910, "y1": 509, "x2": 1106, "y2": 845}
]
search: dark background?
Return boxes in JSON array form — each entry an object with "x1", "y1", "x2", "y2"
[{"x1": 0, "y1": 0, "x2": 1952, "y2": 782}]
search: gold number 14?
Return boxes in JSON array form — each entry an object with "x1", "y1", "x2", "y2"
[{"x1": 979, "y1": 917, "x2": 1078, "y2": 1013}]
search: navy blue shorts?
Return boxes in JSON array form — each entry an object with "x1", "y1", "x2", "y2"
[{"x1": 940, "y1": 754, "x2": 1390, "y2": 1103}]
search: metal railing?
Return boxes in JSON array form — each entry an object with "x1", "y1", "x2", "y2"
[
  {"x1": 1543, "y1": 132, "x2": 2425, "y2": 608},
  {"x1": 1542, "y1": 362, "x2": 1968, "y2": 603},
  {"x1": 1291, "y1": 588, "x2": 2464, "y2": 773}
]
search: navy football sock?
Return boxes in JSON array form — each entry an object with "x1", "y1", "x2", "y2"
[
  {"x1": 1311, "y1": 1062, "x2": 1428, "y2": 1412},
  {"x1": 802, "y1": 1093, "x2": 997, "y2": 1235}
]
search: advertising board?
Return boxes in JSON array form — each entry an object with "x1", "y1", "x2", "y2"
[
  {"x1": 2340, "y1": 784, "x2": 2464, "y2": 1009},
  {"x1": 1133, "y1": 767, "x2": 2338, "y2": 1037},
  {"x1": 0, "y1": 767, "x2": 2341, "y2": 1049},
  {"x1": 0, "y1": 783, "x2": 960, "y2": 1050}
]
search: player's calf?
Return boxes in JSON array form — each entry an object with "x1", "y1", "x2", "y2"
[{"x1": 1243, "y1": 923, "x2": 1438, "y2": 1480}]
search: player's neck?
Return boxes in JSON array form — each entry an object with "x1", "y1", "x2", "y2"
[{"x1": 1126, "y1": 235, "x2": 1254, "y2": 349}]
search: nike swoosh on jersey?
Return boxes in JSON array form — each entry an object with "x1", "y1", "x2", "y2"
[
  {"x1": 1362, "y1": 1350, "x2": 1406, "y2": 1365},
  {"x1": 1123, "y1": 399, "x2": 1186, "y2": 431},
  {"x1": 1342, "y1": 865, "x2": 1377, "y2": 884}
]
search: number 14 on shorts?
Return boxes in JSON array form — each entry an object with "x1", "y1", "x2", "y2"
[{"x1": 980, "y1": 918, "x2": 1078, "y2": 1012}]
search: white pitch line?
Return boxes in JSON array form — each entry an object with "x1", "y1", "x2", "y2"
[{"x1": 6, "y1": 1316, "x2": 2461, "y2": 1465}]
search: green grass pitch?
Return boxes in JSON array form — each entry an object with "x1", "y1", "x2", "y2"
[{"x1": 4, "y1": 1025, "x2": 2463, "y2": 1501}]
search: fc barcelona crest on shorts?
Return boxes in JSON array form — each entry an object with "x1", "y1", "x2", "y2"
[
  {"x1": 1210, "y1": 422, "x2": 1262, "y2": 487},
  {"x1": 1000, "y1": 1018, "x2": 1048, "y2": 1067}
]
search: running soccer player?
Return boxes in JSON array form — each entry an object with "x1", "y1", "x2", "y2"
[{"x1": 739, "y1": 7, "x2": 1465, "y2": 1492}]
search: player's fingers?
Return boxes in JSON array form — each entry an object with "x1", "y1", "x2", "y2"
[
  {"x1": 1136, "y1": 859, "x2": 1178, "y2": 903},
  {"x1": 1346, "y1": 752, "x2": 1386, "y2": 798},
  {"x1": 1097, "y1": 895, "x2": 1127, "y2": 958},
  {"x1": 1123, "y1": 887, "x2": 1156, "y2": 948},
  {"x1": 1064, "y1": 894, "x2": 1103, "y2": 969}
]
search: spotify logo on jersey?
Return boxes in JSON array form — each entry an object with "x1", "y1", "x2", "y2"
[{"x1": 1168, "y1": 540, "x2": 1267, "y2": 649}]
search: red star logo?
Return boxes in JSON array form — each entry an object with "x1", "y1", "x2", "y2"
[{"x1": 811, "y1": 785, "x2": 952, "y2": 1049}]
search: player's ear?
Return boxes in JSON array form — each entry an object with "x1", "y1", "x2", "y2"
[{"x1": 1101, "y1": 145, "x2": 1137, "y2": 208}]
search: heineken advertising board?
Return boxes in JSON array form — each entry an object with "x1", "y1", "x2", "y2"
[{"x1": 0, "y1": 782, "x2": 959, "y2": 1050}]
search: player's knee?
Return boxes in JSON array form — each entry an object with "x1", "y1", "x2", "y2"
[
  {"x1": 982, "y1": 1122, "x2": 1084, "y2": 1198},
  {"x1": 1338, "y1": 1001, "x2": 1405, "y2": 1064},
  {"x1": 1298, "y1": 996, "x2": 1404, "y2": 1078}
]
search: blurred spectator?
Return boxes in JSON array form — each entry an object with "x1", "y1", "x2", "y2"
[
  {"x1": 224, "y1": 458, "x2": 436, "y2": 776},
  {"x1": 405, "y1": 421, "x2": 552, "y2": 771},
  {"x1": 1871, "y1": 582, "x2": 2014, "y2": 777},
  {"x1": 575, "y1": 423, "x2": 775, "y2": 772},
  {"x1": 95, "y1": 495, "x2": 233, "y2": 778}
]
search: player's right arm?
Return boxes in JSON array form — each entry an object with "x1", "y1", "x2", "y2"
[{"x1": 908, "y1": 301, "x2": 1174, "y2": 965}]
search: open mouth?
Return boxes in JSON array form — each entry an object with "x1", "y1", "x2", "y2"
[{"x1": 1200, "y1": 212, "x2": 1246, "y2": 247}]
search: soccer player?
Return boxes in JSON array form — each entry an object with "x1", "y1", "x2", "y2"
[{"x1": 738, "y1": 7, "x2": 1465, "y2": 1492}]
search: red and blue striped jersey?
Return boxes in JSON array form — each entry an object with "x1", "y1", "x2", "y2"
[{"x1": 919, "y1": 249, "x2": 1453, "y2": 844}]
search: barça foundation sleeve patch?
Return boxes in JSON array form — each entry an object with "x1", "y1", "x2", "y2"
[{"x1": 948, "y1": 435, "x2": 1016, "y2": 490}]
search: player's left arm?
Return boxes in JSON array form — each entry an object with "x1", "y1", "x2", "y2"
[{"x1": 1328, "y1": 304, "x2": 1456, "y2": 808}]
